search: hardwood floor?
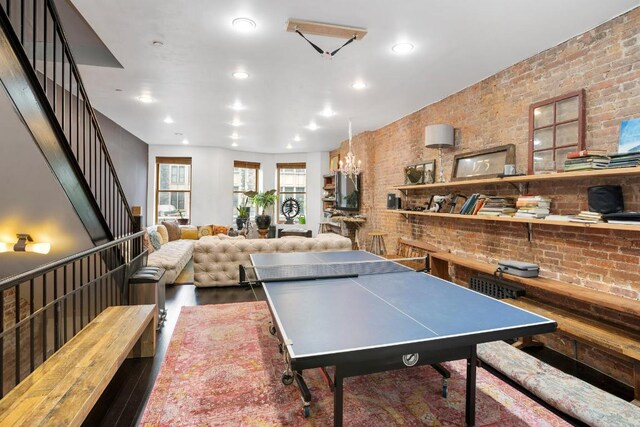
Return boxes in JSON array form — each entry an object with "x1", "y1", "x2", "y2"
[{"x1": 86, "y1": 283, "x2": 631, "y2": 426}]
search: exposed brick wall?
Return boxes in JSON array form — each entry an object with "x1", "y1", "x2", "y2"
[{"x1": 335, "y1": 8, "x2": 640, "y2": 385}]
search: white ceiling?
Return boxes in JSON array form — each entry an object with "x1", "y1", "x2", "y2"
[{"x1": 70, "y1": 0, "x2": 639, "y2": 153}]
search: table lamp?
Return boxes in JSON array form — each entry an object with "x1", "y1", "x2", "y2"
[{"x1": 425, "y1": 124, "x2": 454, "y2": 183}]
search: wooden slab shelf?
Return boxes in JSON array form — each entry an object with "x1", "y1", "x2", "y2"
[
  {"x1": 429, "y1": 252, "x2": 640, "y2": 319},
  {"x1": 392, "y1": 166, "x2": 640, "y2": 191},
  {"x1": 389, "y1": 209, "x2": 640, "y2": 232}
]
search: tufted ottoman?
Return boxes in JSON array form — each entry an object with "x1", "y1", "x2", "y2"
[{"x1": 193, "y1": 234, "x2": 352, "y2": 287}]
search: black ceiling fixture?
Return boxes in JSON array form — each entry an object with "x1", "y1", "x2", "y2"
[{"x1": 294, "y1": 30, "x2": 357, "y2": 57}]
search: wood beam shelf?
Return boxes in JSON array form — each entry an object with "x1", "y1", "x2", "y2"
[
  {"x1": 389, "y1": 209, "x2": 640, "y2": 232},
  {"x1": 392, "y1": 166, "x2": 640, "y2": 192}
]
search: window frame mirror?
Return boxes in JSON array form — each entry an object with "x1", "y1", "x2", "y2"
[{"x1": 528, "y1": 90, "x2": 585, "y2": 175}]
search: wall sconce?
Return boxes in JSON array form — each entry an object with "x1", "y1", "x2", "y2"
[{"x1": 0, "y1": 234, "x2": 51, "y2": 254}]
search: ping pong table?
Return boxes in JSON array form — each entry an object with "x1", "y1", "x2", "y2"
[{"x1": 248, "y1": 250, "x2": 557, "y2": 426}]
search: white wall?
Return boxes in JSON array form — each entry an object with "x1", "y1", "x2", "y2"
[{"x1": 146, "y1": 146, "x2": 329, "y2": 235}]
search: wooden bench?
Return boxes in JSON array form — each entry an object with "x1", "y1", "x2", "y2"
[
  {"x1": 429, "y1": 251, "x2": 640, "y2": 405},
  {"x1": 0, "y1": 305, "x2": 156, "y2": 427}
]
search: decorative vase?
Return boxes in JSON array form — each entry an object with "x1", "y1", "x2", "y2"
[
  {"x1": 236, "y1": 217, "x2": 248, "y2": 230},
  {"x1": 255, "y1": 214, "x2": 271, "y2": 230}
]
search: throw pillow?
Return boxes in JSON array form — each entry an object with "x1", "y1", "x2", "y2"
[
  {"x1": 155, "y1": 224, "x2": 169, "y2": 244},
  {"x1": 142, "y1": 231, "x2": 155, "y2": 254},
  {"x1": 180, "y1": 226, "x2": 198, "y2": 240},
  {"x1": 149, "y1": 230, "x2": 162, "y2": 250},
  {"x1": 162, "y1": 220, "x2": 181, "y2": 241},
  {"x1": 212, "y1": 225, "x2": 229, "y2": 235},
  {"x1": 197, "y1": 225, "x2": 214, "y2": 239}
]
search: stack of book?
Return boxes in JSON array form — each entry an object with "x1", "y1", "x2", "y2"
[
  {"x1": 607, "y1": 152, "x2": 640, "y2": 169},
  {"x1": 514, "y1": 195, "x2": 551, "y2": 218},
  {"x1": 569, "y1": 211, "x2": 603, "y2": 223},
  {"x1": 477, "y1": 196, "x2": 517, "y2": 217},
  {"x1": 458, "y1": 193, "x2": 487, "y2": 215},
  {"x1": 563, "y1": 150, "x2": 610, "y2": 171}
]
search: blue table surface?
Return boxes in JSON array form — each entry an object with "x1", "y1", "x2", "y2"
[{"x1": 250, "y1": 251, "x2": 555, "y2": 359}]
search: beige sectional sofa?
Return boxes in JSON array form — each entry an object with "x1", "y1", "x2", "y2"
[
  {"x1": 145, "y1": 224, "x2": 195, "y2": 284},
  {"x1": 193, "y1": 233, "x2": 352, "y2": 287}
]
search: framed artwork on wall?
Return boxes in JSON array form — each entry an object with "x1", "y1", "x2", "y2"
[
  {"x1": 529, "y1": 90, "x2": 585, "y2": 174},
  {"x1": 330, "y1": 154, "x2": 340, "y2": 172},
  {"x1": 619, "y1": 118, "x2": 640, "y2": 153},
  {"x1": 451, "y1": 144, "x2": 516, "y2": 181}
]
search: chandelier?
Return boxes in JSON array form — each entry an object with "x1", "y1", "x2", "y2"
[{"x1": 338, "y1": 120, "x2": 361, "y2": 181}]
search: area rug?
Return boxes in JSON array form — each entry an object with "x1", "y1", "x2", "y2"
[{"x1": 140, "y1": 302, "x2": 571, "y2": 426}]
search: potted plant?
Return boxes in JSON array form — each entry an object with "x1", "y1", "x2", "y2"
[
  {"x1": 245, "y1": 189, "x2": 278, "y2": 231},
  {"x1": 236, "y1": 198, "x2": 250, "y2": 230},
  {"x1": 177, "y1": 209, "x2": 189, "y2": 225}
]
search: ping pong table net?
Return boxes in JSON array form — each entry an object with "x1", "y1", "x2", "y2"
[{"x1": 240, "y1": 257, "x2": 428, "y2": 284}]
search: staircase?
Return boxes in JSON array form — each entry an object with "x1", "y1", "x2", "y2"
[{"x1": 0, "y1": 0, "x2": 134, "y2": 243}]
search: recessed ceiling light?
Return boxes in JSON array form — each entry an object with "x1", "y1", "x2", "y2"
[
  {"x1": 232, "y1": 17, "x2": 256, "y2": 32},
  {"x1": 182, "y1": 138, "x2": 189, "y2": 145},
  {"x1": 351, "y1": 81, "x2": 367, "y2": 90},
  {"x1": 319, "y1": 107, "x2": 336, "y2": 117},
  {"x1": 152, "y1": 41, "x2": 164, "y2": 47},
  {"x1": 231, "y1": 142, "x2": 239, "y2": 147},
  {"x1": 294, "y1": 135, "x2": 301, "y2": 142},
  {"x1": 232, "y1": 71, "x2": 249, "y2": 80},
  {"x1": 137, "y1": 94, "x2": 154, "y2": 103},
  {"x1": 307, "y1": 121, "x2": 319, "y2": 131},
  {"x1": 230, "y1": 132, "x2": 239, "y2": 140},
  {"x1": 286, "y1": 143, "x2": 293, "y2": 149},
  {"x1": 231, "y1": 119, "x2": 242, "y2": 127},
  {"x1": 230, "y1": 101, "x2": 244, "y2": 111},
  {"x1": 163, "y1": 116, "x2": 174, "y2": 124},
  {"x1": 391, "y1": 42, "x2": 414, "y2": 55}
]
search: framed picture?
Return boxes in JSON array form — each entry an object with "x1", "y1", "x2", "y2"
[
  {"x1": 452, "y1": 144, "x2": 516, "y2": 181},
  {"x1": 619, "y1": 118, "x2": 640, "y2": 153},
  {"x1": 330, "y1": 154, "x2": 340, "y2": 172},
  {"x1": 404, "y1": 160, "x2": 436, "y2": 185}
]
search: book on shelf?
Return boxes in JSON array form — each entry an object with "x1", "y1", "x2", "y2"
[
  {"x1": 569, "y1": 211, "x2": 603, "y2": 223},
  {"x1": 605, "y1": 220, "x2": 640, "y2": 225},
  {"x1": 566, "y1": 149, "x2": 609, "y2": 159}
]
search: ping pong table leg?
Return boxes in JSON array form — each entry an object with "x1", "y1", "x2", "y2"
[
  {"x1": 333, "y1": 368, "x2": 344, "y2": 427},
  {"x1": 465, "y1": 346, "x2": 477, "y2": 426}
]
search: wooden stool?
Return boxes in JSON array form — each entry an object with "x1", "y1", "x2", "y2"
[
  {"x1": 368, "y1": 232, "x2": 387, "y2": 255},
  {"x1": 318, "y1": 222, "x2": 333, "y2": 234}
]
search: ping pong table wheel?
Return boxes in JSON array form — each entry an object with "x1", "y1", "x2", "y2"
[
  {"x1": 269, "y1": 325, "x2": 277, "y2": 336},
  {"x1": 282, "y1": 372, "x2": 294, "y2": 385},
  {"x1": 442, "y1": 383, "x2": 448, "y2": 398},
  {"x1": 278, "y1": 343, "x2": 283, "y2": 354},
  {"x1": 303, "y1": 405, "x2": 310, "y2": 417}
]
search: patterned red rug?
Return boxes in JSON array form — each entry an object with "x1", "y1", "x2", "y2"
[{"x1": 141, "y1": 302, "x2": 570, "y2": 426}]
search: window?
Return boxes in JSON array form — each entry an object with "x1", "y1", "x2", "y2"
[
  {"x1": 529, "y1": 90, "x2": 585, "y2": 174},
  {"x1": 277, "y1": 162, "x2": 306, "y2": 222},
  {"x1": 156, "y1": 157, "x2": 192, "y2": 223},
  {"x1": 233, "y1": 161, "x2": 260, "y2": 219}
]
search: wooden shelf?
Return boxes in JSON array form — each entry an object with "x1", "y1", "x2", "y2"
[
  {"x1": 323, "y1": 185, "x2": 335, "y2": 190},
  {"x1": 388, "y1": 210, "x2": 640, "y2": 231},
  {"x1": 392, "y1": 166, "x2": 640, "y2": 191}
]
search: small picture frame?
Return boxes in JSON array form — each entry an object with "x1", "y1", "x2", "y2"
[{"x1": 404, "y1": 160, "x2": 436, "y2": 185}]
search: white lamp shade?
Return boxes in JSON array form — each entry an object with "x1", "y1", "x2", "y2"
[{"x1": 425, "y1": 124, "x2": 454, "y2": 148}]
